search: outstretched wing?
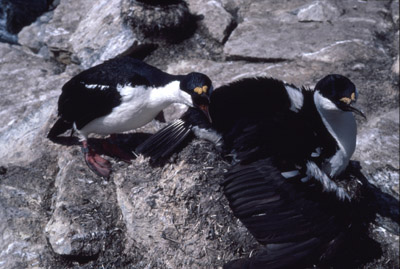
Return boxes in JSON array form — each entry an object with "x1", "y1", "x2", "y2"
[
  {"x1": 136, "y1": 107, "x2": 211, "y2": 162},
  {"x1": 221, "y1": 158, "x2": 352, "y2": 268},
  {"x1": 136, "y1": 119, "x2": 193, "y2": 161}
]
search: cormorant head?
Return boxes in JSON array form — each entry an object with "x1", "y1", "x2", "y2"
[
  {"x1": 315, "y1": 74, "x2": 366, "y2": 119},
  {"x1": 180, "y1": 72, "x2": 213, "y2": 122}
]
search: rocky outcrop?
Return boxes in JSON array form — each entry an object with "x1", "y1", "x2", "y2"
[
  {"x1": 0, "y1": 0, "x2": 56, "y2": 43},
  {"x1": 0, "y1": 43, "x2": 69, "y2": 165},
  {"x1": 186, "y1": 0, "x2": 236, "y2": 43},
  {"x1": 0, "y1": 0, "x2": 398, "y2": 268},
  {"x1": 224, "y1": 0, "x2": 393, "y2": 62}
]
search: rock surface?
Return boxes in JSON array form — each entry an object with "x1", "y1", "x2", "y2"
[
  {"x1": 186, "y1": 0, "x2": 235, "y2": 43},
  {"x1": 224, "y1": 0, "x2": 393, "y2": 62},
  {"x1": 0, "y1": 0, "x2": 55, "y2": 44},
  {"x1": 0, "y1": 0, "x2": 398, "y2": 268}
]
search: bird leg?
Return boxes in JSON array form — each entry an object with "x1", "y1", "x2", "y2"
[
  {"x1": 82, "y1": 140, "x2": 111, "y2": 178},
  {"x1": 101, "y1": 134, "x2": 133, "y2": 163}
]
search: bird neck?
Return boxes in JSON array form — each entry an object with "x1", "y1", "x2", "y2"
[
  {"x1": 313, "y1": 91, "x2": 357, "y2": 177},
  {"x1": 150, "y1": 80, "x2": 193, "y2": 108}
]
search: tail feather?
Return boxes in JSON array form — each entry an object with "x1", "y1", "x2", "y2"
[{"x1": 47, "y1": 118, "x2": 73, "y2": 140}]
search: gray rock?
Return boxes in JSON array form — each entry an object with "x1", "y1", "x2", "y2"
[
  {"x1": 354, "y1": 109, "x2": 400, "y2": 188},
  {"x1": 301, "y1": 39, "x2": 386, "y2": 63},
  {"x1": 297, "y1": 1, "x2": 342, "y2": 22},
  {"x1": 18, "y1": 0, "x2": 93, "y2": 64},
  {"x1": 353, "y1": 109, "x2": 400, "y2": 265},
  {"x1": 18, "y1": 0, "x2": 141, "y2": 67},
  {"x1": 187, "y1": 0, "x2": 235, "y2": 43},
  {"x1": 0, "y1": 43, "x2": 67, "y2": 166},
  {"x1": 45, "y1": 150, "x2": 120, "y2": 257},
  {"x1": 220, "y1": 0, "x2": 249, "y2": 15},
  {"x1": 166, "y1": 58, "x2": 309, "y2": 87},
  {"x1": 393, "y1": 55, "x2": 399, "y2": 75},
  {"x1": 0, "y1": 154, "x2": 58, "y2": 268},
  {"x1": 391, "y1": 0, "x2": 399, "y2": 28},
  {"x1": 69, "y1": 0, "x2": 140, "y2": 68},
  {"x1": 43, "y1": 0, "x2": 92, "y2": 50},
  {"x1": 17, "y1": 11, "x2": 53, "y2": 53},
  {"x1": 224, "y1": 0, "x2": 392, "y2": 62}
]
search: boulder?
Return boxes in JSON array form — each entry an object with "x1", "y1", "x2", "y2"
[
  {"x1": 297, "y1": 1, "x2": 342, "y2": 22},
  {"x1": 17, "y1": 11, "x2": 53, "y2": 55},
  {"x1": 0, "y1": 43, "x2": 69, "y2": 166},
  {"x1": 224, "y1": 0, "x2": 393, "y2": 62},
  {"x1": 18, "y1": 0, "x2": 143, "y2": 67},
  {"x1": 0, "y1": 156, "x2": 58, "y2": 268},
  {"x1": 69, "y1": 0, "x2": 140, "y2": 68},
  {"x1": 18, "y1": 0, "x2": 95, "y2": 63},
  {"x1": 186, "y1": 0, "x2": 235, "y2": 43},
  {"x1": 45, "y1": 150, "x2": 120, "y2": 258}
]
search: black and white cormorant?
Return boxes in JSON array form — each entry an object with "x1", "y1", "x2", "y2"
[
  {"x1": 137, "y1": 74, "x2": 368, "y2": 268},
  {"x1": 47, "y1": 57, "x2": 213, "y2": 178}
]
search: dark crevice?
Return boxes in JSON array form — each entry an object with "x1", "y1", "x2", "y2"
[
  {"x1": 226, "y1": 55, "x2": 289, "y2": 63},
  {"x1": 0, "y1": 166, "x2": 6, "y2": 175},
  {"x1": 135, "y1": 0, "x2": 185, "y2": 6},
  {"x1": 222, "y1": 19, "x2": 238, "y2": 45},
  {"x1": 61, "y1": 253, "x2": 100, "y2": 264},
  {"x1": 122, "y1": 43, "x2": 159, "y2": 60},
  {"x1": 221, "y1": 5, "x2": 240, "y2": 44}
]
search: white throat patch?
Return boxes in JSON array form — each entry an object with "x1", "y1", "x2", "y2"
[{"x1": 313, "y1": 91, "x2": 357, "y2": 177}]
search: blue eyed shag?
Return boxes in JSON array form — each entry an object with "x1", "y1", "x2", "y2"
[
  {"x1": 47, "y1": 57, "x2": 213, "y2": 178},
  {"x1": 137, "y1": 74, "x2": 368, "y2": 268}
]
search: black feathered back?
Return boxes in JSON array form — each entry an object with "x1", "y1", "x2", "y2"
[{"x1": 48, "y1": 57, "x2": 177, "y2": 137}]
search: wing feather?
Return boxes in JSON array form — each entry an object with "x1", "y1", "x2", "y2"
[{"x1": 222, "y1": 158, "x2": 352, "y2": 267}]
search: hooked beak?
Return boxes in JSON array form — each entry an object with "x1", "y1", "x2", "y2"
[
  {"x1": 343, "y1": 104, "x2": 367, "y2": 120},
  {"x1": 198, "y1": 104, "x2": 212, "y2": 123}
]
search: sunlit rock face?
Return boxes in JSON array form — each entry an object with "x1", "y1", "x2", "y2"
[{"x1": 0, "y1": 0, "x2": 399, "y2": 268}]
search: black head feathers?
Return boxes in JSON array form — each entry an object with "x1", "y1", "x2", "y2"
[{"x1": 315, "y1": 74, "x2": 365, "y2": 118}]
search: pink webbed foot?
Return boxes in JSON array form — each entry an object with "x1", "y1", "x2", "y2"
[
  {"x1": 101, "y1": 134, "x2": 134, "y2": 163},
  {"x1": 82, "y1": 141, "x2": 111, "y2": 178}
]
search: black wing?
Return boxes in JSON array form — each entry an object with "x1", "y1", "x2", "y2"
[
  {"x1": 136, "y1": 119, "x2": 193, "y2": 162},
  {"x1": 221, "y1": 158, "x2": 353, "y2": 268},
  {"x1": 57, "y1": 80, "x2": 122, "y2": 130},
  {"x1": 136, "y1": 107, "x2": 211, "y2": 162},
  {"x1": 57, "y1": 58, "x2": 155, "y2": 130}
]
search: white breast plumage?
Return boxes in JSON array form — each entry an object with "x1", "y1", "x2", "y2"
[
  {"x1": 77, "y1": 80, "x2": 189, "y2": 139},
  {"x1": 313, "y1": 91, "x2": 357, "y2": 177}
]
